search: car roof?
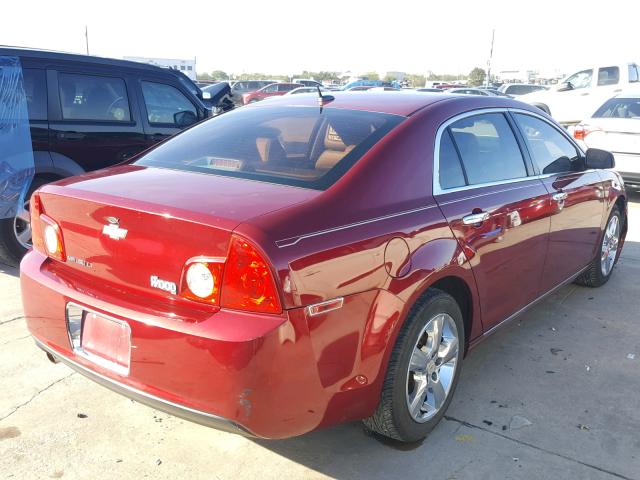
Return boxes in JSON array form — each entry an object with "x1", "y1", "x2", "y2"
[
  {"x1": 0, "y1": 45, "x2": 177, "y2": 75},
  {"x1": 247, "y1": 91, "x2": 527, "y2": 116}
]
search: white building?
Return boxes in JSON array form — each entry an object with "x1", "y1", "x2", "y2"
[{"x1": 124, "y1": 56, "x2": 197, "y2": 81}]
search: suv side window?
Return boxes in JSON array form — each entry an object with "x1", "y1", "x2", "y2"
[
  {"x1": 141, "y1": 81, "x2": 196, "y2": 125},
  {"x1": 629, "y1": 64, "x2": 639, "y2": 83},
  {"x1": 438, "y1": 129, "x2": 466, "y2": 189},
  {"x1": 23, "y1": 68, "x2": 47, "y2": 121},
  {"x1": 448, "y1": 113, "x2": 527, "y2": 185},
  {"x1": 58, "y1": 73, "x2": 131, "y2": 122},
  {"x1": 513, "y1": 113, "x2": 581, "y2": 174},
  {"x1": 564, "y1": 69, "x2": 593, "y2": 89},
  {"x1": 597, "y1": 66, "x2": 619, "y2": 86}
]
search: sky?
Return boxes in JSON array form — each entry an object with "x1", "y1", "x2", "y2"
[{"x1": 2, "y1": 1, "x2": 638, "y2": 78}]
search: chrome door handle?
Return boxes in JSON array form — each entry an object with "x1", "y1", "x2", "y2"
[
  {"x1": 462, "y1": 212, "x2": 490, "y2": 226},
  {"x1": 552, "y1": 192, "x2": 568, "y2": 202}
]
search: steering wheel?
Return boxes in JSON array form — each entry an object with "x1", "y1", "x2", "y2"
[{"x1": 107, "y1": 96, "x2": 126, "y2": 120}]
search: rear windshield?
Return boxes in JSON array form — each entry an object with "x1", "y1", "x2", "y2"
[
  {"x1": 593, "y1": 98, "x2": 640, "y2": 118},
  {"x1": 136, "y1": 106, "x2": 403, "y2": 189}
]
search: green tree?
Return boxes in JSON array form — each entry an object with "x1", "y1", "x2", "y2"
[
  {"x1": 383, "y1": 74, "x2": 396, "y2": 83},
  {"x1": 362, "y1": 71, "x2": 380, "y2": 81},
  {"x1": 468, "y1": 67, "x2": 487, "y2": 86},
  {"x1": 197, "y1": 72, "x2": 212, "y2": 81},
  {"x1": 406, "y1": 74, "x2": 426, "y2": 88},
  {"x1": 211, "y1": 70, "x2": 229, "y2": 80}
]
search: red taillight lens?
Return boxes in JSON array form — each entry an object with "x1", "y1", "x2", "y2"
[
  {"x1": 180, "y1": 257, "x2": 224, "y2": 305},
  {"x1": 39, "y1": 214, "x2": 66, "y2": 261},
  {"x1": 573, "y1": 124, "x2": 600, "y2": 141},
  {"x1": 221, "y1": 235, "x2": 282, "y2": 314}
]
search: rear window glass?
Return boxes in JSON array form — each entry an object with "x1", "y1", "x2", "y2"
[
  {"x1": 136, "y1": 106, "x2": 403, "y2": 189},
  {"x1": 593, "y1": 98, "x2": 640, "y2": 118}
]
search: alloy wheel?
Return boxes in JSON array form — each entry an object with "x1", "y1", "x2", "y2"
[
  {"x1": 13, "y1": 198, "x2": 32, "y2": 249},
  {"x1": 406, "y1": 313, "x2": 459, "y2": 423},
  {"x1": 601, "y1": 214, "x2": 620, "y2": 276}
]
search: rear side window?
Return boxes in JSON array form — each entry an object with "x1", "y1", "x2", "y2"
[
  {"x1": 629, "y1": 65, "x2": 639, "y2": 83},
  {"x1": 593, "y1": 98, "x2": 640, "y2": 118},
  {"x1": 513, "y1": 114, "x2": 581, "y2": 174},
  {"x1": 447, "y1": 113, "x2": 527, "y2": 185},
  {"x1": 141, "y1": 81, "x2": 196, "y2": 125},
  {"x1": 136, "y1": 106, "x2": 403, "y2": 190},
  {"x1": 58, "y1": 73, "x2": 130, "y2": 122},
  {"x1": 23, "y1": 68, "x2": 46, "y2": 121},
  {"x1": 597, "y1": 66, "x2": 619, "y2": 86},
  {"x1": 438, "y1": 130, "x2": 466, "y2": 189}
]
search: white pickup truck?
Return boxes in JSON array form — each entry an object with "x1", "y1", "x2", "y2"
[{"x1": 520, "y1": 63, "x2": 640, "y2": 125}]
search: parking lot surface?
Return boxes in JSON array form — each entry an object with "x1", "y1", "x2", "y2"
[{"x1": 2, "y1": 193, "x2": 639, "y2": 480}]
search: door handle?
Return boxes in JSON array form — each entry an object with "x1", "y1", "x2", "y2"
[
  {"x1": 580, "y1": 92, "x2": 590, "y2": 96},
  {"x1": 462, "y1": 212, "x2": 490, "y2": 226},
  {"x1": 552, "y1": 192, "x2": 568, "y2": 202},
  {"x1": 57, "y1": 131, "x2": 85, "y2": 140}
]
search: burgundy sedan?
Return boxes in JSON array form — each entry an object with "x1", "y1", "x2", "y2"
[
  {"x1": 21, "y1": 92, "x2": 627, "y2": 442},
  {"x1": 241, "y1": 82, "x2": 302, "y2": 104}
]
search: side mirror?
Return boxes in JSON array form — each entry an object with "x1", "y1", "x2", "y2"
[
  {"x1": 174, "y1": 110, "x2": 197, "y2": 128},
  {"x1": 557, "y1": 82, "x2": 573, "y2": 92},
  {"x1": 585, "y1": 148, "x2": 615, "y2": 169}
]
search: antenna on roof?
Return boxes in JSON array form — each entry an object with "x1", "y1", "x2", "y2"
[{"x1": 316, "y1": 85, "x2": 334, "y2": 113}]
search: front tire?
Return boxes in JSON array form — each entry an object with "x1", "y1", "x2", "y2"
[
  {"x1": 575, "y1": 206, "x2": 623, "y2": 287},
  {"x1": 363, "y1": 289, "x2": 465, "y2": 442}
]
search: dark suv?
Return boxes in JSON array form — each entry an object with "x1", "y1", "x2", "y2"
[{"x1": 0, "y1": 47, "x2": 212, "y2": 265}]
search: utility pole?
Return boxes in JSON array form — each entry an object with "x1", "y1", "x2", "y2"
[
  {"x1": 486, "y1": 29, "x2": 495, "y2": 87},
  {"x1": 85, "y1": 25, "x2": 89, "y2": 55}
]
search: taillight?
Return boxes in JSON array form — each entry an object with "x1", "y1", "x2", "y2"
[
  {"x1": 30, "y1": 193, "x2": 44, "y2": 254},
  {"x1": 221, "y1": 235, "x2": 282, "y2": 314},
  {"x1": 573, "y1": 124, "x2": 601, "y2": 141},
  {"x1": 39, "y1": 214, "x2": 66, "y2": 261},
  {"x1": 180, "y1": 235, "x2": 282, "y2": 314},
  {"x1": 180, "y1": 257, "x2": 224, "y2": 305}
]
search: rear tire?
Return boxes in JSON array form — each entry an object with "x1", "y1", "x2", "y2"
[
  {"x1": 363, "y1": 289, "x2": 465, "y2": 442},
  {"x1": 0, "y1": 177, "x2": 50, "y2": 266},
  {"x1": 575, "y1": 206, "x2": 623, "y2": 287}
]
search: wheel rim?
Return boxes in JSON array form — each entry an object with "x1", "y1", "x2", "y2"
[
  {"x1": 13, "y1": 198, "x2": 32, "y2": 249},
  {"x1": 406, "y1": 313, "x2": 459, "y2": 423},
  {"x1": 601, "y1": 214, "x2": 620, "y2": 277}
]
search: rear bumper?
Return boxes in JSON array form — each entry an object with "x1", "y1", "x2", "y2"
[
  {"x1": 34, "y1": 338, "x2": 252, "y2": 437},
  {"x1": 21, "y1": 250, "x2": 403, "y2": 438}
]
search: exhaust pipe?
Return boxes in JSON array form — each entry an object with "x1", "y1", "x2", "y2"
[{"x1": 46, "y1": 352, "x2": 60, "y2": 364}]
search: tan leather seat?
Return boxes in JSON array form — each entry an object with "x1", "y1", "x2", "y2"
[{"x1": 315, "y1": 126, "x2": 355, "y2": 170}]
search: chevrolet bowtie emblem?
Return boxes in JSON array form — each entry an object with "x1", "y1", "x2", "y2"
[{"x1": 102, "y1": 222, "x2": 128, "y2": 240}]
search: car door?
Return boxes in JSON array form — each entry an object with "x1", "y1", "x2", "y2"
[
  {"x1": 433, "y1": 111, "x2": 551, "y2": 330},
  {"x1": 512, "y1": 112, "x2": 605, "y2": 292},
  {"x1": 138, "y1": 79, "x2": 198, "y2": 146},
  {"x1": 553, "y1": 68, "x2": 595, "y2": 123},
  {"x1": 48, "y1": 69, "x2": 147, "y2": 171}
]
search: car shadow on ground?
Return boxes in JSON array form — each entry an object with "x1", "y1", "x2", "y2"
[{"x1": 0, "y1": 261, "x2": 18, "y2": 278}]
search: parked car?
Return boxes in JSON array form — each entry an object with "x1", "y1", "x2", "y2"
[
  {"x1": 22, "y1": 92, "x2": 626, "y2": 443},
  {"x1": 344, "y1": 85, "x2": 375, "y2": 91},
  {"x1": 416, "y1": 88, "x2": 444, "y2": 93},
  {"x1": 241, "y1": 83, "x2": 302, "y2": 104},
  {"x1": 520, "y1": 63, "x2": 640, "y2": 124},
  {"x1": 0, "y1": 47, "x2": 212, "y2": 266},
  {"x1": 498, "y1": 83, "x2": 548, "y2": 97},
  {"x1": 447, "y1": 88, "x2": 496, "y2": 96},
  {"x1": 342, "y1": 80, "x2": 400, "y2": 90},
  {"x1": 571, "y1": 93, "x2": 640, "y2": 188},
  {"x1": 230, "y1": 80, "x2": 275, "y2": 105},
  {"x1": 292, "y1": 78, "x2": 323, "y2": 88},
  {"x1": 284, "y1": 86, "x2": 328, "y2": 95}
]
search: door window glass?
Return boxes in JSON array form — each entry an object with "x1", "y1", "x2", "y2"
[
  {"x1": 628, "y1": 64, "x2": 639, "y2": 83},
  {"x1": 141, "y1": 81, "x2": 196, "y2": 125},
  {"x1": 264, "y1": 84, "x2": 278, "y2": 93},
  {"x1": 597, "y1": 66, "x2": 620, "y2": 86},
  {"x1": 564, "y1": 69, "x2": 593, "y2": 89},
  {"x1": 58, "y1": 73, "x2": 130, "y2": 122},
  {"x1": 448, "y1": 113, "x2": 527, "y2": 185},
  {"x1": 438, "y1": 129, "x2": 466, "y2": 189},
  {"x1": 23, "y1": 68, "x2": 47, "y2": 121},
  {"x1": 514, "y1": 114, "x2": 581, "y2": 174}
]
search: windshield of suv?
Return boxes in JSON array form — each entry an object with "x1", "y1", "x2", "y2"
[{"x1": 136, "y1": 106, "x2": 403, "y2": 189}]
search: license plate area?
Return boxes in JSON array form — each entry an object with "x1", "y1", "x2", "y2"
[{"x1": 66, "y1": 303, "x2": 131, "y2": 376}]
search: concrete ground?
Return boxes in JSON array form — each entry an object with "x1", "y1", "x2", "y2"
[{"x1": 1, "y1": 193, "x2": 639, "y2": 480}]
